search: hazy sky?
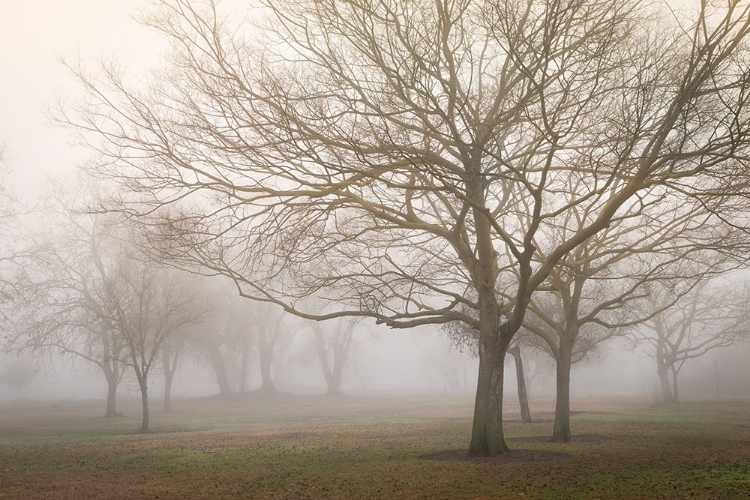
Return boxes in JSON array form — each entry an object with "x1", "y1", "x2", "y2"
[
  {"x1": 0, "y1": 0, "x2": 159, "y2": 199},
  {"x1": 0, "y1": 0, "x2": 695, "y2": 201}
]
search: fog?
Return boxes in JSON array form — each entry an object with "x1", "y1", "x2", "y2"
[
  {"x1": 6, "y1": 333, "x2": 750, "y2": 403},
  {"x1": 2, "y1": 1, "x2": 750, "y2": 498}
]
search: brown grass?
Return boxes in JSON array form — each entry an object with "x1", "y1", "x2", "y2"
[{"x1": 1, "y1": 393, "x2": 749, "y2": 499}]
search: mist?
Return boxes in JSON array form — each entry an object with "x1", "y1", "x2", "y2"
[{"x1": 3, "y1": 1, "x2": 750, "y2": 499}]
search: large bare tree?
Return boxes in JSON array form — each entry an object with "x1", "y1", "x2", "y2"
[{"x1": 62, "y1": 0, "x2": 750, "y2": 455}]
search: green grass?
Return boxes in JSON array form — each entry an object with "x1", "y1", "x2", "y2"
[{"x1": 1, "y1": 395, "x2": 750, "y2": 499}]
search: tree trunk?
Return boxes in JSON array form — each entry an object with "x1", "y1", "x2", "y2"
[
  {"x1": 509, "y1": 346, "x2": 531, "y2": 423},
  {"x1": 713, "y1": 356, "x2": 720, "y2": 400},
  {"x1": 313, "y1": 323, "x2": 342, "y2": 396},
  {"x1": 139, "y1": 378, "x2": 150, "y2": 433},
  {"x1": 207, "y1": 343, "x2": 231, "y2": 395},
  {"x1": 658, "y1": 362, "x2": 674, "y2": 403},
  {"x1": 552, "y1": 348, "x2": 573, "y2": 442},
  {"x1": 469, "y1": 336, "x2": 509, "y2": 456},
  {"x1": 671, "y1": 367, "x2": 680, "y2": 403},
  {"x1": 258, "y1": 330, "x2": 276, "y2": 392},
  {"x1": 240, "y1": 349, "x2": 250, "y2": 392},
  {"x1": 326, "y1": 371, "x2": 343, "y2": 396},
  {"x1": 467, "y1": 182, "x2": 511, "y2": 456},
  {"x1": 104, "y1": 375, "x2": 119, "y2": 418},
  {"x1": 163, "y1": 372, "x2": 173, "y2": 412},
  {"x1": 101, "y1": 336, "x2": 121, "y2": 418}
]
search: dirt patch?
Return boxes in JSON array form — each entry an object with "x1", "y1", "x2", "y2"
[
  {"x1": 509, "y1": 433, "x2": 609, "y2": 443},
  {"x1": 504, "y1": 418, "x2": 553, "y2": 424},
  {"x1": 421, "y1": 448, "x2": 570, "y2": 463}
]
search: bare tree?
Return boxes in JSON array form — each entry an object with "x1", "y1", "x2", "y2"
[
  {"x1": 61, "y1": 0, "x2": 750, "y2": 455},
  {"x1": 634, "y1": 278, "x2": 750, "y2": 403},
  {"x1": 516, "y1": 200, "x2": 736, "y2": 442},
  {"x1": 5, "y1": 186, "x2": 130, "y2": 418},
  {"x1": 246, "y1": 303, "x2": 286, "y2": 393},
  {"x1": 193, "y1": 323, "x2": 234, "y2": 396},
  {"x1": 160, "y1": 335, "x2": 184, "y2": 412},
  {"x1": 111, "y1": 260, "x2": 206, "y2": 432},
  {"x1": 0, "y1": 358, "x2": 37, "y2": 398},
  {"x1": 507, "y1": 343, "x2": 531, "y2": 423},
  {"x1": 310, "y1": 318, "x2": 359, "y2": 396}
]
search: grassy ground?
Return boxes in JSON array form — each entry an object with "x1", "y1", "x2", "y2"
[{"x1": 1, "y1": 393, "x2": 749, "y2": 499}]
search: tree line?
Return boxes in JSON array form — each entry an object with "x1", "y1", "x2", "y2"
[{"x1": 2, "y1": 0, "x2": 750, "y2": 456}]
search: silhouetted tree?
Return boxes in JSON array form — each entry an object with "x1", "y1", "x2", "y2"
[
  {"x1": 6, "y1": 185, "x2": 128, "y2": 418},
  {"x1": 310, "y1": 318, "x2": 359, "y2": 396},
  {"x1": 635, "y1": 278, "x2": 750, "y2": 403}
]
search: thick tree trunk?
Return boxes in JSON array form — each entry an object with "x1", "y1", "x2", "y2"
[
  {"x1": 163, "y1": 372, "x2": 173, "y2": 412},
  {"x1": 139, "y1": 378, "x2": 150, "y2": 433},
  {"x1": 469, "y1": 337, "x2": 509, "y2": 456},
  {"x1": 467, "y1": 180, "x2": 511, "y2": 456},
  {"x1": 104, "y1": 375, "x2": 119, "y2": 418},
  {"x1": 671, "y1": 368, "x2": 679, "y2": 402},
  {"x1": 208, "y1": 343, "x2": 231, "y2": 395},
  {"x1": 552, "y1": 349, "x2": 573, "y2": 442},
  {"x1": 509, "y1": 346, "x2": 531, "y2": 423}
]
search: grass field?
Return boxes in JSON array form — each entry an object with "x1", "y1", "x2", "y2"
[{"x1": 1, "y1": 392, "x2": 749, "y2": 499}]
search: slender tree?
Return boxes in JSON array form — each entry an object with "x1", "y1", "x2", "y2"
[
  {"x1": 507, "y1": 344, "x2": 531, "y2": 423},
  {"x1": 635, "y1": 278, "x2": 750, "y2": 403},
  {"x1": 160, "y1": 336, "x2": 184, "y2": 412},
  {"x1": 5, "y1": 186, "x2": 129, "y2": 418},
  {"x1": 111, "y1": 260, "x2": 206, "y2": 432},
  {"x1": 311, "y1": 318, "x2": 358, "y2": 396}
]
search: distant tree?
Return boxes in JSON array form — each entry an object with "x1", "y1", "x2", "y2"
[
  {"x1": 112, "y1": 261, "x2": 206, "y2": 432},
  {"x1": 247, "y1": 303, "x2": 286, "y2": 393},
  {"x1": 0, "y1": 358, "x2": 37, "y2": 397},
  {"x1": 160, "y1": 335, "x2": 184, "y2": 412},
  {"x1": 310, "y1": 318, "x2": 359, "y2": 396},
  {"x1": 179, "y1": 283, "x2": 253, "y2": 396},
  {"x1": 6, "y1": 186, "x2": 128, "y2": 418},
  {"x1": 634, "y1": 279, "x2": 750, "y2": 403},
  {"x1": 192, "y1": 323, "x2": 233, "y2": 396}
]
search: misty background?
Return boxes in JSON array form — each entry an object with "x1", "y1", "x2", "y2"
[{"x1": 1, "y1": 0, "x2": 749, "y2": 410}]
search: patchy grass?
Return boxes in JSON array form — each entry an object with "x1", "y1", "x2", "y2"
[{"x1": 1, "y1": 394, "x2": 750, "y2": 498}]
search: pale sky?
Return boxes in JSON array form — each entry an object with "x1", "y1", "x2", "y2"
[
  {"x1": 0, "y1": 0, "x2": 159, "y2": 200},
  {"x1": 0, "y1": 0, "x2": 696, "y2": 202}
]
